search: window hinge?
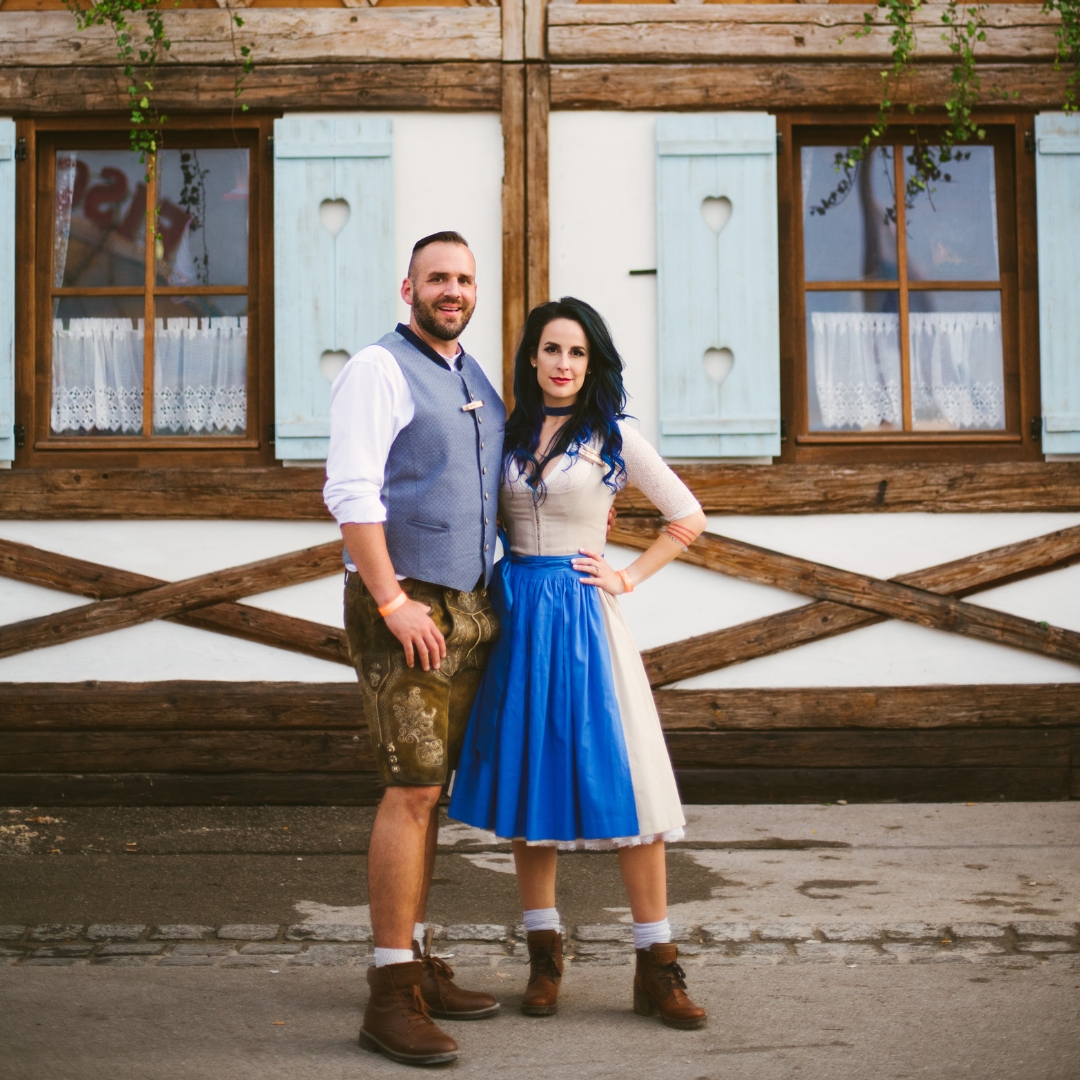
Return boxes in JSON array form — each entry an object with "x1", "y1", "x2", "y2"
[
  {"x1": 1030, "y1": 416, "x2": 1042, "y2": 442},
  {"x1": 1024, "y1": 131, "x2": 1035, "y2": 155},
  {"x1": 14, "y1": 137, "x2": 27, "y2": 162},
  {"x1": 13, "y1": 423, "x2": 26, "y2": 449},
  {"x1": 266, "y1": 422, "x2": 275, "y2": 445},
  {"x1": 776, "y1": 131, "x2": 783, "y2": 155},
  {"x1": 780, "y1": 418, "x2": 788, "y2": 442}
]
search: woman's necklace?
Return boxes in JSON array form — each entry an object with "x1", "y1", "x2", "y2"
[{"x1": 542, "y1": 403, "x2": 575, "y2": 416}]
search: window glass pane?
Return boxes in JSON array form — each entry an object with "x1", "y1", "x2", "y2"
[
  {"x1": 54, "y1": 150, "x2": 146, "y2": 288},
  {"x1": 806, "y1": 291, "x2": 901, "y2": 431},
  {"x1": 51, "y1": 296, "x2": 145, "y2": 435},
  {"x1": 154, "y1": 297, "x2": 247, "y2": 436},
  {"x1": 909, "y1": 291, "x2": 1004, "y2": 431},
  {"x1": 802, "y1": 146, "x2": 898, "y2": 283},
  {"x1": 155, "y1": 149, "x2": 249, "y2": 287},
  {"x1": 903, "y1": 146, "x2": 999, "y2": 282}
]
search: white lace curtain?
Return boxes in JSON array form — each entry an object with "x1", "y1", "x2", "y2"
[
  {"x1": 51, "y1": 317, "x2": 247, "y2": 435},
  {"x1": 809, "y1": 311, "x2": 1004, "y2": 430}
]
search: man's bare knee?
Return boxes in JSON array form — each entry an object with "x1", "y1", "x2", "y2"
[{"x1": 380, "y1": 784, "x2": 442, "y2": 827}]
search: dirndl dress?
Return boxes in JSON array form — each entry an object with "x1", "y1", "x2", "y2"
[{"x1": 448, "y1": 426, "x2": 700, "y2": 849}]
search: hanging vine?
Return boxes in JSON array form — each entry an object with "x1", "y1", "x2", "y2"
[
  {"x1": 62, "y1": 0, "x2": 254, "y2": 168},
  {"x1": 819, "y1": 0, "x2": 1079, "y2": 219}
]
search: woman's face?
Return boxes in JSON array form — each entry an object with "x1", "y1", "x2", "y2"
[{"x1": 531, "y1": 318, "x2": 589, "y2": 409}]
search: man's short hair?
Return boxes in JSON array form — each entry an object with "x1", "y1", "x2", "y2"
[{"x1": 408, "y1": 231, "x2": 470, "y2": 278}]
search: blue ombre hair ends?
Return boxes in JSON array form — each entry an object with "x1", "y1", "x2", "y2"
[{"x1": 504, "y1": 296, "x2": 628, "y2": 497}]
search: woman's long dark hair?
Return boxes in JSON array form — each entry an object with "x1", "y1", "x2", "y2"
[{"x1": 503, "y1": 296, "x2": 628, "y2": 497}]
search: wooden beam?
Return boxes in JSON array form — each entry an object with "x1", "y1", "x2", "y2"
[
  {"x1": 613, "y1": 462, "x2": 1080, "y2": 515},
  {"x1": 502, "y1": 0, "x2": 524, "y2": 62},
  {"x1": 664, "y1": 729, "x2": 1071, "y2": 769},
  {"x1": 0, "y1": 771, "x2": 386, "y2": 806},
  {"x1": 524, "y1": 0, "x2": 545, "y2": 61},
  {"x1": 673, "y1": 766, "x2": 1071, "y2": 803},
  {"x1": 525, "y1": 62, "x2": 551, "y2": 311},
  {"x1": 501, "y1": 62, "x2": 527, "y2": 409},
  {"x1": 625, "y1": 522, "x2": 1080, "y2": 685},
  {"x1": 4, "y1": 680, "x2": 1076, "y2": 732},
  {"x1": 0, "y1": 538, "x2": 351, "y2": 666},
  {"x1": 609, "y1": 522, "x2": 1080, "y2": 673},
  {"x1": 3, "y1": 463, "x2": 1079, "y2": 520},
  {"x1": 550, "y1": 62, "x2": 1073, "y2": 111},
  {"x1": 0, "y1": 542, "x2": 346, "y2": 659},
  {"x1": 654, "y1": 684, "x2": 1080, "y2": 731},
  {"x1": 0, "y1": 62, "x2": 502, "y2": 114},
  {"x1": 547, "y1": 5, "x2": 1060, "y2": 63},
  {"x1": 0, "y1": 9, "x2": 503, "y2": 65}
]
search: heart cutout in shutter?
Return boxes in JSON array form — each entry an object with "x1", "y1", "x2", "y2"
[
  {"x1": 319, "y1": 198, "x2": 351, "y2": 238},
  {"x1": 702, "y1": 347, "x2": 734, "y2": 386},
  {"x1": 701, "y1": 196, "x2": 733, "y2": 235},
  {"x1": 320, "y1": 350, "x2": 351, "y2": 383}
]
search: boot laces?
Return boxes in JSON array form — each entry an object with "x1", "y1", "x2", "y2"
[
  {"x1": 403, "y1": 984, "x2": 435, "y2": 1031},
  {"x1": 423, "y1": 952, "x2": 456, "y2": 984},
  {"x1": 530, "y1": 947, "x2": 561, "y2": 982},
  {"x1": 656, "y1": 960, "x2": 689, "y2": 994}
]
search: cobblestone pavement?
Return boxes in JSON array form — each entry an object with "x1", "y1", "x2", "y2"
[{"x1": 3, "y1": 918, "x2": 1079, "y2": 970}]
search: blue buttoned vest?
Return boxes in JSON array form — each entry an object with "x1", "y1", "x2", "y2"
[{"x1": 379, "y1": 330, "x2": 505, "y2": 592}]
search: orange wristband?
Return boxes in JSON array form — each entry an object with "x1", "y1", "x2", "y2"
[
  {"x1": 377, "y1": 591, "x2": 408, "y2": 618},
  {"x1": 618, "y1": 569, "x2": 635, "y2": 594}
]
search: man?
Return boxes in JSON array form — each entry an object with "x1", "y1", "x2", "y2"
[{"x1": 323, "y1": 232, "x2": 505, "y2": 1067}]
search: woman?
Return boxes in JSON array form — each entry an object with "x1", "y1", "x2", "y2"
[{"x1": 448, "y1": 297, "x2": 708, "y2": 1029}]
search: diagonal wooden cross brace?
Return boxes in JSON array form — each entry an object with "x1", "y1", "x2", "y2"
[
  {"x1": 0, "y1": 539, "x2": 351, "y2": 663},
  {"x1": 610, "y1": 521, "x2": 1080, "y2": 686}
]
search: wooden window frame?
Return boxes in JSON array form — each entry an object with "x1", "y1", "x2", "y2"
[
  {"x1": 776, "y1": 111, "x2": 1043, "y2": 465},
  {"x1": 15, "y1": 113, "x2": 276, "y2": 469}
]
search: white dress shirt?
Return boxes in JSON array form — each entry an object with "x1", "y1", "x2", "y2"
[{"x1": 323, "y1": 342, "x2": 462, "y2": 528}]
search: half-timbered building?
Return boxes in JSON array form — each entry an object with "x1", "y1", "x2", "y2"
[{"x1": 1, "y1": 0, "x2": 1078, "y2": 804}]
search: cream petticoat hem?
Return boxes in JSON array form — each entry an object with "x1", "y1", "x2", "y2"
[{"x1": 503, "y1": 826, "x2": 685, "y2": 852}]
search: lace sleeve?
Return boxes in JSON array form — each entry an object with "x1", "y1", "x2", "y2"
[{"x1": 618, "y1": 423, "x2": 702, "y2": 521}]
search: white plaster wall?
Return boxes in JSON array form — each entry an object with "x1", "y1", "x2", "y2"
[
  {"x1": 549, "y1": 112, "x2": 660, "y2": 444},
  {"x1": 0, "y1": 521, "x2": 353, "y2": 683},
  {"x1": 612, "y1": 512, "x2": 1080, "y2": 687},
  {"x1": 389, "y1": 113, "x2": 504, "y2": 395},
  {"x1": 3, "y1": 513, "x2": 1078, "y2": 685}
]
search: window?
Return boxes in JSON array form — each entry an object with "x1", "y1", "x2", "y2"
[
  {"x1": 24, "y1": 118, "x2": 273, "y2": 465},
  {"x1": 780, "y1": 121, "x2": 1041, "y2": 463}
]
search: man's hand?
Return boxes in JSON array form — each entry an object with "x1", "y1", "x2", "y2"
[
  {"x1": 384, "y1": 598, "x2": 447, "y2": 672},
  {"x1": 606, "y1": 503, "x2": 618, "y2": 538}
]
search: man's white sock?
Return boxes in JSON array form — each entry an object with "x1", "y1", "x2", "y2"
[
  {"x1": 522, "y1": 907, "x2": 561, "y2": 933},
  {"x1": 413, "y1": 922, "x2": 426, "y2": 945},
  {"x1": 632, "y1": 918, "x2": 671, "y2": 950},
  {"x1": 374, "y1": 947, "x2": 415, "y2": 968}
]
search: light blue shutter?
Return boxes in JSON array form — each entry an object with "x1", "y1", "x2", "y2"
[
  {"x1": 656, "y1": 114, "x2": 780, "y2": 458},
  {"x1": 1035, "y1": 112, "x2": 1080, "y2": 456},
  {"x1": 273, "y1": 114, "x2": 394, "y2": 460},
  {"x1": 0, "y1": 120, "x2": 14, "y2": 463}
]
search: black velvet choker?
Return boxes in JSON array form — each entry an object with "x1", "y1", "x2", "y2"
[{"x1": 543, "y1": 403, "x2": 576, "y2": 416}]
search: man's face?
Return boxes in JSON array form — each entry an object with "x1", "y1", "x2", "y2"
[{"x1": 402, "y1": 243, "x2": 477, "y2": 342}]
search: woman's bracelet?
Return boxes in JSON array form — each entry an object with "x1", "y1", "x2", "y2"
[
  {"x1": 618, "y1": 569, "x2": 635, "y2": 594},
  {"x1": 377, "y1": 591, "x2": 408, "y2": 618},
  {"x1": 662, "y1": 523, "x2": 695, "y2": 551}
]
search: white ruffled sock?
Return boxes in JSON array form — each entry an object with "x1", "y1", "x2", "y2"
[
  {"x1": 374, "y1": 947, "x2": 415, "y2": 968},
  {"x1": 522, "y1": 907, "x2": 561, "y2": 933},
  {"x1": 632, "y1": 918, "x2": 671, "y2": 951}
]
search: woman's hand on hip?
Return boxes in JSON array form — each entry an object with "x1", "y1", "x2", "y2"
[
  {"x1": 572, "y1": 548, "x2": 629, "y2": 596},
  {"x1": 384, "y1": 599, "x2": 447, "y2": 671}
]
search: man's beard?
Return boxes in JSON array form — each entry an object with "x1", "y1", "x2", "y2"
[{"x1": 412, "y1": 292, "x2": 475, "y2": 342}]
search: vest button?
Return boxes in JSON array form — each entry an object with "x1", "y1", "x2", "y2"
[
  {"x1": 482, "y1": 467, "x2": 487, "y2": 474},
  {"x1": 480, "y1": 442, "x2": 485, "y2": 449},
  {"x1": 484, "y1": 545, "x2": 490, "y2": 552},
  {"x1": 484, "y1": 492, "x2": 489, "y2": 500},
  {"x1": 485, "y1": 518, "x2": 489, "y2": 524}
]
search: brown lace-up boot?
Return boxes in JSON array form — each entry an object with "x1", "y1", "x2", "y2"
[
  {"x1": 521, "y1": 930, "x2": 563, "y2": 1016},
  {"x1": 633, "y1": 943, "x2": 707, "y2": 1030},
  {"x1": 413, "y1": 933, "x2": 500, "y2": 1020},
  {"x1": 359, "y1": 960, "x2": 459, "y2": 1066}
]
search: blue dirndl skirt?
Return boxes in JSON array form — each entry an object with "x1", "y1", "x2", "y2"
[{"x1": 448, "y1": 553, "x2": 642, "y2": 843}]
